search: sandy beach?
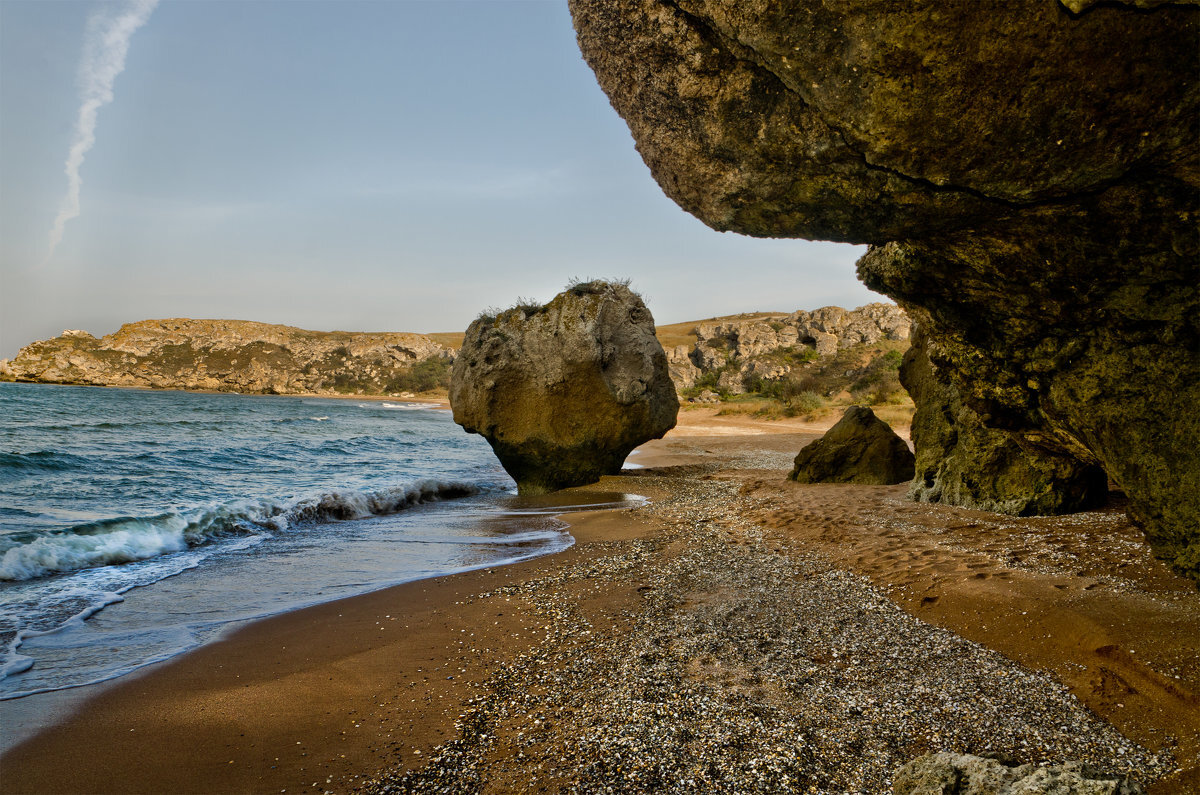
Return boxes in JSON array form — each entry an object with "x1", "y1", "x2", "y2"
[{"x1": 2, "y1": 407, "x2": 1196, "y2": 794}]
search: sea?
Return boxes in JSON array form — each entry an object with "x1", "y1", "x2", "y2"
[{"x1": 0, "y1": 382, "x2": 640, "y2": 711}]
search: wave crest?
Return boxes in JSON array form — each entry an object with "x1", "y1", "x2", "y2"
[{"x1": 0, "y1": 479, "x2": 480, "y2": 582}]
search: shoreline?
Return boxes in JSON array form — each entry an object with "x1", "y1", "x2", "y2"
[
  {"x1": 2, "y1": 410, "x2": 1197, "y2": 793},
  {"x1": 0, "y1": 379, "x2": 451, "y2": 408}
]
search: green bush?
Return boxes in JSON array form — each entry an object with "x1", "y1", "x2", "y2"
[{"x1": 385, "y1": 357, "x2": 452, "y2": 393}]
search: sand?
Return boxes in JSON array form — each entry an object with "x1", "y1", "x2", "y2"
[{"x1": 1, "y1": 407, "x2": 1196, "y2": 794}]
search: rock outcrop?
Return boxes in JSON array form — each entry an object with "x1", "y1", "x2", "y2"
[
  {"x1": 902, "y1": 327, "x2": 1108, "y2": 516},
  {"x1": 664, "y1": 303, "x2": 909, "y2": 394},
  {"x1": 570, "y1": 1, "x2": 1200, "y2": 578},
  {"x1": 790, "y1": 406, "x2": 914, "y2": 485},
  {"x1": 893, "y1": 752, "x2": 1144, "y2": 795},
  {"x1": 5, "y1": 319, "x2": 452, "y2": 396},
  {"x1": 449, "y1": 281, "x2": 678, "y2": 494}
]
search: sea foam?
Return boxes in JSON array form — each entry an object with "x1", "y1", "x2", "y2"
[{"x1": 0, "y1": 479, "x2": 481, "y2": 582}]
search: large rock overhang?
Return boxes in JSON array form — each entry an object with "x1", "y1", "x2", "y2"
[{"x1": 569, "y1": 0, "x2": 1200, "y2": 578}]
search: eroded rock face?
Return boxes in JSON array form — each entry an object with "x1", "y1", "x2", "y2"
[
  {"x1": 893, "y1": 752, "x2": 1144, "y2": 795},
  {"x1": 6, "y1": 319, "x2": 452, "y2": 396},
  {"x1": 449, "y1": 282, "x2": 678, "y2": 494},
  {"x1": 670, "y1": 303, "x2": 908, "y2": 395},
  {"x1": 901, "y1": 327, "x2": 1108, "y2": 516},
  {"x1": 790, "y1": 406, "x2": 914, "y2": 485},
  {"x1": 570, "y1": 0, "x2": 1200, "y2": 578}
]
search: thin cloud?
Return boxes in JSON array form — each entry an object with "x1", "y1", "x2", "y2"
[{"x1": 45, "y1": 0, "x2": 160, "y2": 263}]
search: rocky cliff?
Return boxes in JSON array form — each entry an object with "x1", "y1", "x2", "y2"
[
  {"x1": 2, "y1": 319, "x2": 453, "y2": 396},
  {"x1": 570, "y1": 0, "x2": 1200, "y2": 578},
  {"x1": 664, "y1": 302, "x2": 909, "y2": 394}
]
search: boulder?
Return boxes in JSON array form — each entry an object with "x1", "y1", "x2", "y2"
[
  {"x1": 893, "y1": 752, "x2": 1144, "y2": 795},
  {"x1": 902, "y1": 326, "x2": 1108, "y2": 516},
  {"x1": 716, "y1": 369, "x2": 745, "y2": 395},
  {"x1": 666, "y1": 344, "x2": 701, "y2": 389},
  {"x1": 449, "y1": 281, "x2": 678, "y2": 494},
  {"x1": 790, "y1": 406, "x2": 914, "y2": 485},
  {"x1": 570, "y1": 0, "x2": 1200, "y2": 579}
]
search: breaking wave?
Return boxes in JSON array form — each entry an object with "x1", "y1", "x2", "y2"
[{"x1": 0, "y1": 479, "x2": 480, "y2": 582}]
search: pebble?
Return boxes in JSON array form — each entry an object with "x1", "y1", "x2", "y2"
[{"x1": 359, "y1": 476, "x2": 1172, "y2": 794}]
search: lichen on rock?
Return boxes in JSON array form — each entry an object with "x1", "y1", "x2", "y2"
[
  {"x1": 449, "y1": 281, "x2": 678, "y2": 495},
  {"x1": 901, "y1": 325, "x2": 1108, "y2": 516},
  {"x1": 570, "y1": 0, "x2": 1200, "y2": 579},
  {"x1": 893, "y1": 751, "x2": 1144, "y2": 795},
  {"x1": 790, "y1": 405, "x2": 914, "y2": 485}
]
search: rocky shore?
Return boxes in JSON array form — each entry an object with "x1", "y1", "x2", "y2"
[
  {"x1": 5, "y1": 410, "x2": 1194, "y2": 794},
  {"x1": 365, "y1": 477, "x2": 1174, "y2": 794}
]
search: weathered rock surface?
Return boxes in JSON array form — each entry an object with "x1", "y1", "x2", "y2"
[
  {"x1": 570, "y1": 0, "x2": 1200, "y2": 578},
  {"x1": 790, "y1": 406, "x2": 914, "y2": 485},
  {"x1": 902, "y1": 326, "x2": 1108, "y2": 516},
  {"x1": 449, "y1": 282, "x2": 678, "y2": 494},
  {"x1": 666, "y1": 303, "x2": 909, "y2": 394},
  {"x1": 5, "y1": 319, "x2": 452, "y2": 396},
  {"x1": 893, "y1": 752, "x2": 1144, "y2": 795}
]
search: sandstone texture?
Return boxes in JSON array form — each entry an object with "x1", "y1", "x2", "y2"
[
  {"x1": 665, "y1": 304, "x2": 909, "y2": 394},
  {"x1": 5, "y1": 319, "x2": 452, "y2": 396},
  {"x1": 570, "y1": 0, "x2": 1200, "y2": 578},
  {"x1": 901, "y1": 326, "x2": 1108, "y2": 516},
  {"x1": 790, "y1": 406, "x2": 914, "y2": 485},
  {"x1": 893, "y1": 752, "x2": 1144, "y2": 795},
  {"x1": 449, "y1": 282, "x2": 678, "y2": 494}
]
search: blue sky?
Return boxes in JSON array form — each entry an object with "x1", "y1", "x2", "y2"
[{"x1": 0, "y1": 0, "x2": 877, "y2": 358}]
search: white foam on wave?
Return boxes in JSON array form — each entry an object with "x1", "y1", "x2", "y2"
[
  {"x1": 0, "y1": 479, "x2": 481, "y2": 582},
  {"x1": 0, "y1": 535, "x2": 266, "y2": 691}
]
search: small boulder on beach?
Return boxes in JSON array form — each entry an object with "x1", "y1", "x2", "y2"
[
  {"x1": 790, "y1": 406, "x2": 914, "y2": 485},
  {"x1": 893, "y1": 752, "x2": 1144, "y2": 795},
  {"x1": 449, "y1": 281, "x2": 678, "y2": 495}
]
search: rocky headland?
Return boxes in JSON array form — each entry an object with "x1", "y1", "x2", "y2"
[
  {"x1": 663, "y1": 302, "x2": 910, "y2": 396},
  {"x1": 1, "y1": 319, "x2": 454, "y2": 397},
  {"x1": 570, "y1": 0, "x2": 1200, "y2": 578}
]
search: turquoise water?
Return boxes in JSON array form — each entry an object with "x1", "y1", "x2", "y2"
[{"x1": 0, "y1": 383, "x2": 635, "y2": 700}]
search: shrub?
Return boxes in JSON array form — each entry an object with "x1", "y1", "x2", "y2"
[{"x1": 385, "y1": 357, "x2": 452, "y2": 393}]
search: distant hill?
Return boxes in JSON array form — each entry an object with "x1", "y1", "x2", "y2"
[
  {"x1": 1, "y1": 319, "x2": 453, "y2": 397},
  {"x1": 1, "y1": 305, "x2": 911, "y2": 409}
]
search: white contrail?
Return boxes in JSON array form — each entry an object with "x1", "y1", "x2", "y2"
[{"x1": 46, "y1": 0, "x2": 160, "y2": 261}]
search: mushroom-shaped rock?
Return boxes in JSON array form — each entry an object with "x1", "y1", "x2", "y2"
[
  {"x1": 790, "y1": 406, "x2": 914, "y2": 485},
  {"x1": 570, "y1": 1, "x2": 1200, "y2": 579},
  {"x1": 449, "y1": 282, "x2": 678, "y2": 494}
]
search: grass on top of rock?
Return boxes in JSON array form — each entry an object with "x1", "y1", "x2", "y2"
[
  {"x1": 474, "y1": 281, "x2": 638, "y2": 328},
  {"x1": 684, "y1": 339, "x2": 913, "y2": 426},
  {"x1": 565, "y1": 277, "x2": 633, "y2": 297}
]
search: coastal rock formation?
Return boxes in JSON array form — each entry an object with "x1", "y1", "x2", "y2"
[
  {"x1": 449, "y1": 281, "x2": 678, "y2": 494},
  {"x1": 570, "y1": 1, "x2": 1200, "y2": 577},
  {"x1": 5, "y1": 319, "x2": 452, "y2": 396},
  {"x1": 790, "y1": 406, "x2": 914, "y2": 485},
  {"x1": 664, "y1": 303, "x2": 909, "y2": 395},
  {"x1": 893, "y1": 752, "x2": 1144, "y2": 795},
  {"x1": 901, "y1": 327, "x2": 1108, "y2": 516}
]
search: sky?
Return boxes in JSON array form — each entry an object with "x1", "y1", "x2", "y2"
[{"x1": 0, "y1": 0, "x2": 878, "y2": 359}]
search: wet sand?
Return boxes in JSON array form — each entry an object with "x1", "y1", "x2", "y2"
[{"x1": 2, "y1": 407, "x2": 1197, "y2": 794}]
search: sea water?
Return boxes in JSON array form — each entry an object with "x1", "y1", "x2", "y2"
[{"x1": 0, "y1": 382, "x2": 638, "y2": 704}]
